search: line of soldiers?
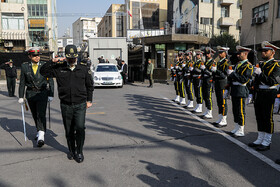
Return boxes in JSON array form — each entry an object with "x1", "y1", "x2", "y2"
[{"x1": 170, "y1": 41, "x2": 280, "y2": 164}]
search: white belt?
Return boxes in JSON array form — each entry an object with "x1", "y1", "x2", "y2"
[
  {"x1": 232, "y1": 82, "x2": 246, "y2": 86},
  {"x1": 259, "y1": 85, "x2": 277, "y2": 89},
  {"x1": 184, "y1": 73, "x2": 190, "y2": 76},
  {"x1": 193, "y1": 74, "x2": 201, "y2": 77}
]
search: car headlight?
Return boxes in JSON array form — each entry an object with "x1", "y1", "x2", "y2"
[
  {"x1": 115, "y1": 76, "x2": 122, "y2": 80},
  {"x1": 94, "y1": 76, "x2": 100, "y2": 81}
]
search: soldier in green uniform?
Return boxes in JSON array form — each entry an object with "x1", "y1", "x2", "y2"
[
  {"x1": 211, "y1": 46, "x2": 230, "y2": 127},
  {"x1": 248, "y1": 41, "x2": 280, "y2": 151},
  {"x1": 18, "y1": 47, "x2": 54, "y2": 147},
  {"x1": 191, "y1": 50, "x2": 204, "y2": 113},
  {"x1": 201, "y1": 47, "x2": 216, "y2": 119},
  {"x1": 147, "y1": 59, "x2": 154, "y2": 88},
  {"x1": 40, "y1": 45, "x2": 94, "y2": 163},
  {"x1": 224, "y1": 46, "x2": 253, "y2": 136},
  {"x1": 0, "y1": 59, "x2": 17, "y2": 97},
  {"x1": 183, "y1": 50, "x2": 194, "y2": 108}
]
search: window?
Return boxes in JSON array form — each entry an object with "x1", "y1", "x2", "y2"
[
  {"x1": 28, "y1": 4, "x2": 48, "y2": 17},
  {"x1": 116, "y1": 14, "x2": 123, "y2": 37},
  {"x1": 252, "y1": 3, "x2": 269, "y2": 19},
  {"x1": 221, "y1": 6, "x2": 230, "y2": 17},
  {"x1": 1, "y1": 13, "x2": 24, "y2": 30},
  {"x1": 278, "y1": 0, "x2": 280, "y2": 18},
  {"x1": 201, "y1": 0, "x2": 212, "y2": 3},
  {"x1": 29, "y1": 30, "x2": 47, "y2": 46},
  {"x1": 1, "y1": 0, "x2": 23, "y2": 3},
  {"x1": 200, "y1": 17, "x2": 213, "y2": 25},
  {"x1": 220, "y1": 27, "x2": 229, "y2": 35}
]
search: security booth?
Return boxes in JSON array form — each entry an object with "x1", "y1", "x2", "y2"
[{"x1": 135, "y1": 34, "x2": 210, "y2": 82}]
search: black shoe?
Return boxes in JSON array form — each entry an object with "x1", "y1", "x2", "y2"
[
  {"x1": 67, "y1": 152, "x2": 75, "y2": 160},
  {"x1": 147, "y1": 85, "x2": 151, "y2": 88},
  {"x1": 214, "y1": 124, "x2": 227, "y2": 128},
  {"x1": 74, "y1": 153, "x2": 84, "y2": 163},
  {"x1": 248, "y1": 142, "x2": 260, "y2": 148},
  {"x1": 275, "y1": 159, "x2": 280, "y2": 165},
  {"x1": 256, "y1": 144, "x2": 270, "y2": 151},
  {"x1": 37, "y1": 140, "x2": 44, "y2": 147}
]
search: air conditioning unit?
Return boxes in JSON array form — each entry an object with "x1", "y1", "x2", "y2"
[
  {"x1": 251, "y1": 17, "x2": 257, "y2": 25},
  {"x1": 4, "y1": 41, "x2": 13, "y2": 48}
]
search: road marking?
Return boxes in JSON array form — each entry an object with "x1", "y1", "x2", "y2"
[
  {"x1": 86, "y1": 112, "x2": 105, "y2": 115},
  {"x1": 163, "y1": 97, "x2": 280, "y2": 172}
]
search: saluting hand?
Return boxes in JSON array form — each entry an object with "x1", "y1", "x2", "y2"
[{"x1": 52, "y1": 57, "x2": 66, "y2": 63}]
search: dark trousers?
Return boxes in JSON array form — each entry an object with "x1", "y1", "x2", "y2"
[
  {"x1": 202, "y1": 81, "x2": 213, "y2": 110},
  {"x1": 254, "y1": 89, "x2": 277, "y2": 133},
  {"x1": 193, "y1": 78, "x2": 203, "y2": 104},
  {"x1": 121, "y1": 73, "x2": 127, "y2": 84},
  {"x1": 176, "y1": 79, "x2": 185, "y2": 98},
  {"x1": 6, "y1": 77, "x2": 16, "y2": 96},
  {"x1": 61, "y1": 102, "x2": 86, "y2": 154},
  {"x1": 174, "y1": 80, "x2": 179, "y2": 95},
  {"x1": 28, "y1": 98, "x2": 48, "y2": 132},
  {"x1": 232, "y1": 97, "x2": 246, "y2": 126},
  {"x1": 147, "y1": 74, "x2": 153, "y2": 86},
  {"x1": 184, "y1": 79, "x2": 194, "y2": 101},
  {"x1": 215, "y1": 88, "x2": 227, "y2": 116}
]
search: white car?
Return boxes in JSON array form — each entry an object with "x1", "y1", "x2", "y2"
[{"x1": 93, "y1": 64, "x2": 123, "y2": 88}]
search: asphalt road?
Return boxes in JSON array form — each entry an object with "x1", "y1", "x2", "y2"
[{"x1": 0, "y1": 81, "x2": 280, "y2": 187}]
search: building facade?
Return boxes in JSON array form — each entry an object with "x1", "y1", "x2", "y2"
[
  {"x1": 0, "y1": 0, "x2": 58, "y2": 52},
  {"x1": 167, "y1": 0, "x2": 242, "y2": 40},
  {"x1": 72, "y1": 17, "x2": 102, "y2": 46},
  {"x1": 241, "y1": 0, "x2": 280, "y2": 58}
]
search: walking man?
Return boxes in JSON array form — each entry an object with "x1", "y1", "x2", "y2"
[
  {"x1": 121, "y1": 60, "x2": 128, "y2": 85},
  {"x1": 18, "y1": 47, "x2": 54, "y2": 147},
  {"x1": 40, "y1": 45, "x2": 94, "y2": 163},
  {"x1": 248, "y1": 41, "x2": 280, "y2": 151},
  {"x1": 147, "y1": 59, "x2": 154, "y2": 88},
  {"x1": 0, "y1": 59, "x2": 17, "y2": 97}
]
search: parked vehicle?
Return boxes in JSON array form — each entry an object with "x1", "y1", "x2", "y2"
[{"x1": 93, "y1": 64, "x2": 123, "y2": 88}]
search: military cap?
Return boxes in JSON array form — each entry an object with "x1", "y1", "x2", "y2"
[
  {"x1": 185, "y1": 50, "x2": 192, "y2": 56},
  {"x1": 261, "y1": 41, "x2": 280, "y2": 51},
  {"x1": 195, "y1": 50, "x2": 204, "y2": 55},
  {"x1": 236, "y1": 45, "x2": 252, "y2": 52},
  {"x1": 217, "y1": 46, "x2": 230, "y2": 52},
  {"x1": 8, "y1": 59, "x2": 13, "y2": 63},
  {"x1": 205, "y1": 47, "x2": 216, "y2": 54},
  {"x1": 65, "y1": 45, "x2": 78, "y2": 58},
  {"x1": 27, "y1": 47, "x2": 41, "y2": 55}
]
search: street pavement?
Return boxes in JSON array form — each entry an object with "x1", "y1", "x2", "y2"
[{"x1": 0, "y1": 80, "x2": 280, "y2": 186}]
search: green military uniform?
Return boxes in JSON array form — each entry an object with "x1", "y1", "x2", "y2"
[
  {"x1": 228, "y1": 59, "x2": 253, "y2": 129},
  {"x1": 192, "y1": 59, "x2": 203, "y2": 105},
  {"x1": 175, "y1": 60, "x2": 185, "y2": 100},
  {"x1": 202, "y1": 58, "x2": 215, "y2": 112},
  {"x1": 19, "y1": 61, "x2": 54, "y2": 133},
  {"x1": 147, "y1": 61, "x2": 154, "y2": 87}
]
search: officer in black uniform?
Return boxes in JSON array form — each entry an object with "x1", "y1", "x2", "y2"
[
  {"x1": 201, "y1": 47, "x2": 216, "y2": 119},
  {"x1": 211, "y1": 46, "x2": 230, "y2": 127},
  {"x1": 183, "y1": 50, "x2": 194, "y2": 109},
  {"x1": 176, "y1": 53, "x2": 186, "y2": 105},
  {"x1": 191, "y1": 50, "x2": 204, "y2": 113},
  {"x1": 172, "y1": 56, "x2": 181, "y2": 103},
  {"x1": 248, "y1": 41, "x2": 280, "y2": 151},
  {"x1": 0, "y1": 59, "x2": 17, "y2": 97},
  {"x1": 18, "y1": 47, "x2": 54, "y2": 147},
  {"x1": 40, "y1": 45, "x2": 94, "y2": 163},
  {"x1": 225, "y1": 46, "x2": 253, "y2": 136}
]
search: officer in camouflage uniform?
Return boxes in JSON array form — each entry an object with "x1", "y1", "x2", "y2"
[
  {"x1": 191, "y1": 50, "x2": 204, "y2": 113},
  {"x1": 248, "y1": 41, "x2": 280, "y2": 152},
  {"x1": 200, "y1": 47, "x2": 216, "y2": 119},
  {"x1": 18, "y1": 47, "x2": 54, "y2": 147},
  {"x1": 224, "y1": 46, "x2": 253, "y2": 136},
  {"x1": 183, "y1": 50, "x2": 194, "y2": 109},
  {"x1": 211, "y1": 46, "x2": 230, "y2": 127}
]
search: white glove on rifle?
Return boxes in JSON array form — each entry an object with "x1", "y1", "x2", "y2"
[
  {"x1": 211, "y1": 66, "x2": 217, "y2": 72},
  {"x1": 189, "y1": 66, "x2": 194, "y2": 71},
  {"x1": 18, "y1": 98, "x2": 24, "y2": 104},
  {"x1": 200, "y1": 65, "x2": 206, "y2": 70},
  {"x1": 227, "y1": 69, "x2": 234, "y2": 75},
  {"x1": 223, "y1": 90, "x2": 229, "y2": 99},
  {"x1": 48, "y1": 97, "x2": 53, "y2": 102},
  {"x1": 254, "y1": 67, "x2": 262, "y2": 75}
]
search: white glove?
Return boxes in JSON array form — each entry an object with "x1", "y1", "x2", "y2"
[
  {"x1": 189, "y1": 66, "x2": 194, "y2": 71},
  {"x1": 211, "y1": 66, "x2": 217, "y2": 72},
  {"x1": 254, "y1": 67, "x2": 262, "y2": 75},
  {"x1": 200, "y1": 65, "x2": 206, "y2": 70},
  {"x1": 18, "y1": 98, "x2": 24, "y2": 104},
  {"x1": 48, "y1": 97, "x2": 53, "y2": 102},
  {"x1": 227, "y1": 69, "x2": 234, "y2": 75},
  {"x1": 175, "y1": 66, "x2": 179, "y2": 69},
  {"x1": 182, "y1": 63, "x2": 186, "y2": 67},
  {"x1": 223, "y1": 90, "x2": 229, "y2": 99}
]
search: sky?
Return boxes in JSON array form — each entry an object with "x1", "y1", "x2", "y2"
[{"x1": 56, "y1": 0, "x2": 124, "y2": 37}]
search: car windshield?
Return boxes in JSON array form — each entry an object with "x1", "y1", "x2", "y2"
[{"x1": 96, "y1": 65, "x2": 118, "y2": 72}]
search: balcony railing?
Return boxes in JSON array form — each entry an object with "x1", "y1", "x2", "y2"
[
  {"x1": 219, "y1": 17, "x2": 234, "y2": 26},
  {"x1": 220, "y1": 0, "x2": 234, "y2": 6},
  {"x1": 0, "y1": 32, "x2": 26, "y2": 40}
]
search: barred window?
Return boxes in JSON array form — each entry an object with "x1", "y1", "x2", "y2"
[
  {"x1": 1, "y1": 13, "x2": 24, "y2": 30},
  {"x1": 252, "y1": 3, "x2": 269, "y2": 19}
]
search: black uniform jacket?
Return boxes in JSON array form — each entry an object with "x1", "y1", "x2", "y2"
[
  {"x1": 183, "y1": 60, "x2": 193, "y2": 81},
  {"x1": 254, "y1": 59, "x2": 280, "y2": 89},
  {"x1": 40, "y1": 61, "x2": 94, "y2": 105},
  {"x1": 19, "y1": 61, "x2": 54, "y2": 100},
  {"x1": 202, "y1": 58, "x2": 216, "y2": 81},
  {"x1": 0, "y1": 63, "x2": 17, "y2": 78},
  {"x1": 213, "y1": 58, "x2": 229, "y2": 90},
  {"x1": 175, "y1": 60, "x2": 184, "y2": 81},
  {"x1": 228, "y1": 60, "x2": 253, "y2": 98},
  {"x1": 192, "y1": 59, "x2": 203, "y2": 78}
]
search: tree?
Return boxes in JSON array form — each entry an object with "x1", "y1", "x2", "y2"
[{"x1": 209, "y1": 33, "x2": 239, "y2": 53}]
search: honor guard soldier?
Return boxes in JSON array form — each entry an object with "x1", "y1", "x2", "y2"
[
  {"x1": 40, "y1": 45, "x2": 94, "y2": 163},
  {"x1": 176, "y1": 52, "x2": 186, "y2": 105},
  {"x1": 248, "y1": 41, "x2": 280, "y2": 151},
  {"x1": 191, "y1": 50, "x2": 204, "y2": 113},
  {"x1": 211, "y1": 46, "x2": 230, "y2": 127},
  {"x1": 172, "y1": 58, "x2": 180, "y2": 103},
  {"x1": 200, "y1": 47, "x2": 216, "y2": 119},
  {"x1": 225, "y1": 46, "x2": 253, "y2": 136},
  {"x1": 0, "y1": 59, "x2": 17, "y2": 97},
  {"x1": 18, "y1": 47, "x2": 54, "y2": 147},
  {"x1": 183, "y1": 50, "x2": 194, "y2": 108}
]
